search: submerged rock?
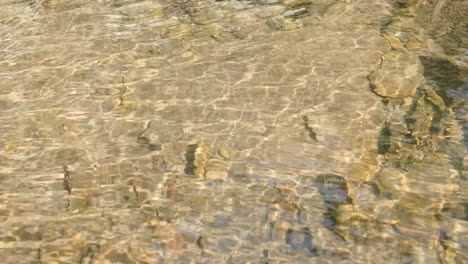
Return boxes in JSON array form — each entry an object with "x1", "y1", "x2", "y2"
[
  {"x1": 369, "y1": 51, "x2": 424, "y2": 98},
  {"x1": 280, "y1": 0, "x2": 311, "y2": 7},
  {"x1": 266, "y1": 15, "x2": 301, "y2": 31},
  {"x1": 259, "y1": 0, "x2": 279, "y2": 4},
  {"x1": 315, "y1": 174, "x2": 352, "y2": 209},
  {"x1": 420, "y1": 56, "x2": 465, "y2": 105},
  {"x1": 405, "y1": 39, "x2": 422, "y2": 50},
  {"x1": 315, "y1": 174, "x2": 353, "y2": 239},
  {"x1": 217, "y1": 148, "x2": 230, "y2": 160},
  {"x1": 282, "y1": 8, "x2": 307, "y2": 18},
  {"x1": 285, "y1": 228, "x2": 317, "y2": 255},
  {"x1": 382, "y1": 34, "x2": 405, "y2": 50},
  {"x1": 184, "y1": 142, "x2": 211, "y2": 178},
  {"x1": 423, "y1": 85, "x2": 446, "y2": 110},
  {"x1": 204, "y1": 159, "x2": 229, "y2": 180}
]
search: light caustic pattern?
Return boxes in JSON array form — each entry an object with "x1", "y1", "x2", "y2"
[{"x1": 0, "y1": 0, "x2": 466, "y2": 263}]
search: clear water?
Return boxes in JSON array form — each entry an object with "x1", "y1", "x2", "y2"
[{"x1": 0, "y1": 0, "x2": 466, "y2": 263}]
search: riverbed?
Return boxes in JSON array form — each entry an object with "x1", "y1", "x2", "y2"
[{"x1": 0, "y1": 0, "x2": 466, "y2": 263}]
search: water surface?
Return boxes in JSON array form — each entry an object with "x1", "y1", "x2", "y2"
[{"x1": 0, "y1": 0, "x2": 466, "y2": 263}]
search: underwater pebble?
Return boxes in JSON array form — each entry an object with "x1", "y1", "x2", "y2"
[
  {"x1": 405, "y1": 39, "x2": 421, "y2": 49},
  {"x1": 382, "y1": 34, "x2": 405, "y2": 50},
  {"x1": 282, "y1": 7, "x2": 306, "y2": 17},
  {"x1": 280, "y1": 0, "x2": 311, "y2": 6},
  {"x1": 217, "y1": 149, "x2": 230, "y2": 160},
  {"x1": 259, "y1": 0, "x2": 280, "y2": 4}
]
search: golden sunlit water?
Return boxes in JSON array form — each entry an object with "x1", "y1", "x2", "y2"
[{"x1": 0, "y1": 0, "x2": 466, "y2": 263}]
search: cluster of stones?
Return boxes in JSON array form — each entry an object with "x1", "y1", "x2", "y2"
[{"x1": 366, "y1": 2, "x2": 467, "y2": 263}]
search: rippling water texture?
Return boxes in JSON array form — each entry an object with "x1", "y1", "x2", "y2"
[{"x1": 0, "y1": 0, "x2": 466, "y2": 263}]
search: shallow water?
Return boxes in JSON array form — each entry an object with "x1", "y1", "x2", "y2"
[{"x1": 0, "y1": 0, "x2": 466, "y2": 263}]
